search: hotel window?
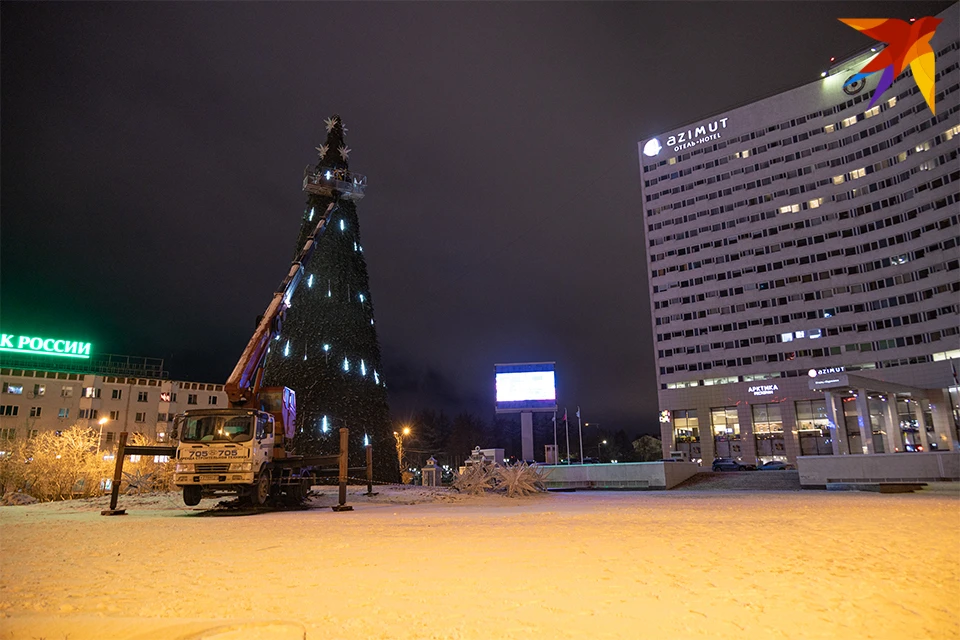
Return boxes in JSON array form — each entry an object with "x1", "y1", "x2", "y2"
[
  {"x1": 111, "y1": 389, "x2": 122, "y2": 400},
  {"x1": 795, "y1": 399, "x2": 829, "y2": 434},
  {"x1": 3, "y1": 383, "x2": 23, "y2": 395},
  {"x1": 711, "y1": 407, "x2": 741, "y2": 440},
  {"x1": 823, "y1": 124, "x2": 835, "y2": 133},
  {"x1": 61, "y1": 386, "x2": 74, "y2": 398},
  {"x1": 886, "y1": 96, "x2": 897, "y2": 108},
  {"x1": 137, "y1": 391, "x2": 148, "y2": 402},
  {"x1": 29, "y1": 407, "x2": 42, "y2": 418},
  {"x1": 841, "y1": 116, "x2": 857, "y2": 128},
  {"x1": 109, "y1": 410, "x2": 120, "y2": 421},
  {"x1": 832, "y1": 175, "x2": 845, "y2": 185},
  {"x1": 752, "y1": 404, "x2": 784, "y2": 435},
  {"x1": 672, "y1": 410, "x2": 700, "y2": 443},
  {"x1": 33, "y1": 384, "x2": 46, "y2": 396},
  {"x1": 864, "y1": 106, "x2": 880, "y2": 118},
  {"x1": 58, "y1": 408, "x2": 69, "y2": 419},
  {"x1": 83, "y1": 387, "x2": 101, "y2": 398}
]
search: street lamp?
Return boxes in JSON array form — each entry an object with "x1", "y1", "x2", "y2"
[
  {"x1": 393, "y1": 425, "x2": 411, "y2": 471},
  {"x1": 598, "y1": 439, "x2": 607, "y2": 461},
  {"x1": 97, "y1": 417, "x2": 109, "y2": 451}
]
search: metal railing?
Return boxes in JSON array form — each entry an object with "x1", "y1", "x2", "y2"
[{"x1": 303, "y1": 166, "x2": 367, "y2": 200}]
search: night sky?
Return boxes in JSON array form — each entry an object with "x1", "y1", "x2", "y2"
[{"x1": 2, "y1": 2, "x2": 952, "y2": 436}]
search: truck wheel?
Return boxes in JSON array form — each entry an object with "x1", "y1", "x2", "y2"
[
  {"x1": 183, "y1": 485, "x2": 202, "y2": 506},
  {"x1": 252, "y1": 469, "x2": 271, "y2": 506},
  {"x1": 286, "y1": 473, "x2": 312, "y2": 504}
]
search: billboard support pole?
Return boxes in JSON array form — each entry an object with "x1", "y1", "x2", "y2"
[
  {"x1": 565, "y1": 408, "x2": 571, "y2": 465},
  {"x1": 520, "y1": 411, "x2": 534, "y2": 462}
]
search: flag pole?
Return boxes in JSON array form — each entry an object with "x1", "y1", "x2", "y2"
[
  {"x1": 577, "y1": 406, "x2": 584, "y2": 465},
  {"x1": 564, "y1": 408, "x2": 571, "y2": 465},
  {"x1": 553, "y1": 409, "x2": 558, "y2": 464}
]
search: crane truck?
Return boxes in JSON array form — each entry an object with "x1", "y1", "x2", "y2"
[{"x1": 171, "y1": 203, "x2": 340, "y2": 507}]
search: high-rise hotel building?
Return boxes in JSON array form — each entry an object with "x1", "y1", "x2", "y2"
[{"x1": 638, "y1": 5, "x2": 960, "y2": 464}]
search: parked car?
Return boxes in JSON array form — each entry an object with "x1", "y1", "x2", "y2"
[
  {"x1": 759, "y1": 460, "x2": 794, "y2": 470},
  {"x1": 712, "y1": 458, "x2": 748, "y2": 472}
]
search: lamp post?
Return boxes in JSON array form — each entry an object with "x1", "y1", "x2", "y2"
[
  {"x1": 97, "y1": 417, "x2": 109, "y2": 451},
  {"x1": 393, "y1": 425, "x2": 411, "y2": 472},
  {"x1": 598, "y1": 439, "x2": 607, "y2": 462}
]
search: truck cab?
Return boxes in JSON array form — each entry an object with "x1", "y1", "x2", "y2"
[{"x1": 174, "y1": 408, "x2": 275, "y2": 505}]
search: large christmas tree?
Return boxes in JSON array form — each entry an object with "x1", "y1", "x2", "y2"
[{"x1": 264, "y1": 114, "x2": 397, "y2": 481}]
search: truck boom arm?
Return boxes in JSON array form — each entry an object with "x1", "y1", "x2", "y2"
[{"x1": 225, "y1": 202, "x2": 338, "y2": 406}]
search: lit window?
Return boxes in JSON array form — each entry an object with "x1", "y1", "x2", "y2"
[
  {"x1": 795, "y1": 331, "x2": 805, "y2": 339},
  {"x1": 58, "y1": 408, "x2": 69, "y2": 418},
  {"x1": 915, "y1": 141, "x2": 931, "y2": 152},
  {"x1": 864, "y1": 106, "x2": 880, "y2": 118},
  {"x1": 160, "y1": 392, "x2": 171, "y2": 402},
  {"x1": 61, "y1": 386, "x2": 74, "y2": 398},
  {"x1": 809, "y1": 329, "x2": 822, "y2": 339},
  {"x1": 781, "y1": 333, "x2": 794, "y2": 342},
  {"x1": 887, "y1": 96, "x2": 897, "y2": 108},
  {"x1": 832, "y1": 175, "x2": 845, "y2": 185},
  {"x1": 668, "y1": 157, "x2": 677, "y2": 165},
  {"x1": 33, "y1": 384, "x2": 45, "y2": 396},
  {"x1": 808, "y1": 198, "x2": 823, "y2": 209},
  {"x1": 3, "y1": 384, "x2": 23, "y2": 395},
  {"x1": 736, "y1": 149, "x2": 751, "y2": 158},
  {"x1": 841, "y1": 116, "x2": 857, "y2": 127},
  {"x1": 823, "y1": 124, "x2": 835, "y2": 133},
  {"x1": 849, "y1": 167, "x2": 866, "y2": 179},
  {"x1": 944, "y1": 124, "x2": 960, "y2": 140}
]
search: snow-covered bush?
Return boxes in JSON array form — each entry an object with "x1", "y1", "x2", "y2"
[
  {"x1": 495, "y1": 463, "x2": 549, "y2": 497},
  {"x1": 452, "y1": 461, "x2": 496, "y2": 495}
]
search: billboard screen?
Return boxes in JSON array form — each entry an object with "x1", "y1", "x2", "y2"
[{"x1": 495, "y1": 362, "x2": 557, "y2": 413}]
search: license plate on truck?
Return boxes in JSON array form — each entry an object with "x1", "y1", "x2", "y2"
[{"x1": 200, "y1": 475, "x2": 219, "y2": 483}]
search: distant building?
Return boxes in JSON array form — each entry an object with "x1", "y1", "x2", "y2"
[
  {"x1": 638, "y1": 5, "x2": 960, "y2": 464},
  {"x1": 0, "y1": 332, "x2": 225, "y2": 449}
]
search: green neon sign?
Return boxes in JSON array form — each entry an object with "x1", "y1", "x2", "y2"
[{"x1": 0, "y1": 334, "x2": 92, "y2": 359}]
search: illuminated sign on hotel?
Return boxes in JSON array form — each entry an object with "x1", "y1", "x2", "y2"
[
  {"x1": 748, "y1": 384, "x2": 779, "y2": 396},
  {"x1": 665, "y1": 118, "x2": 729, "y2": 152},
  {"x1": 808, "y1": 367, "x2": 845, "y2": 377},
  {"x1": 659, "y1": 410, "x2": 672, "y2": 423},
  {"x1": 0, "y1": 334, "x2": 92, "y2": 359}
]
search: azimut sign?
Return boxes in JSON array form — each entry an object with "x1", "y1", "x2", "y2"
[
  {"x1": 0, "y1": 333, "x2": 92, "y2": 359},
  {"x1": 666, "y1": 117, "x2": 729, "y2": 152}
]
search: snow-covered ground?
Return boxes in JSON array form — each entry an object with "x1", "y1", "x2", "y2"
[{"x1": 1, "y1": 486, "x2": 957, "y2": 639}]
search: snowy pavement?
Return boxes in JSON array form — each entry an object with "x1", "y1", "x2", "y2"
[{"x1": 1, "y1": 486, "x2": 958, "y2": 639}]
